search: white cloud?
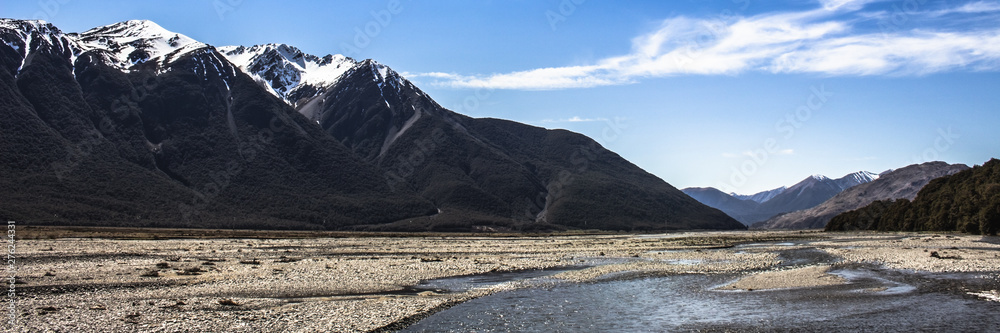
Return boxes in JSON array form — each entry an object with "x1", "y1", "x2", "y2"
[
  {"x1": 403, "y1": 72, "x2": 466, "y2": 79},
  {"x1": 414, "y1": 4, "x2": 1000, "y2": 90},
  {"x1": 541, "y1": 116, "x2": 608, "y2": 123},
  {"x1": 436, "y1": 65, "x2": 625, "y2": 90},
  {"x1": 932, "y1": 1, "x2": 1000, "y2": 16},
  {"x1": 818, "y1": 0, "x2": 879, "y2": 11},
  {"x1": 769, "y1": 31, "x2": 1000, "y2": 75},
  {"x1": 861, "y1": 1, "x2": 1000, "y2": 19}
]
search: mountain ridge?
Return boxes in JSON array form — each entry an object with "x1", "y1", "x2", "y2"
[
  {"x1": 682, "y1": 171, "x2": 878, "y2": 225},
  {"x1": 218, "y1": 43, "x2": 357, "y2": 106},
  {"x1": 753, "y1": 162, "x2": 969, "y2": 229},
  {"x1": 0, "y1": 18, "x2": 744, "y2": 232},
  {"x1": 0, "y1": 18, "x2": 439, "y2": 229},
  {"x1": 731, "y1": 186, "x2": 786, "y2": 203}
]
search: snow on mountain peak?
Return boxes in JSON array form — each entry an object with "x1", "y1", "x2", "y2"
[
  {"x1": 0, "y1": 19, "x2": 80, "y2": 74},
  {"x1": 370, "y1": 60, "x2": 391, "y2": 80},
  {"x1": 219, "y1": 44, "x2": 356, "y2": 104},
  {"x1": 361, "y1": 59, "x2": 400, "y2": 85},
  {"x1": 76, "y1": 20, "x2": 208, "y2": 70},
  {"x1": 845, "y1": 171, "x2": 879, "y2": 183},
  {"x1": 82, "y1": 20, "x2": 174, "y2": 41},
  {"x1": 0, "y1": 19, "x2": 60, "y2": 34},
  {"x1": 2, "y1": 18, "x2": 419, "y2": 112},
  {"x1": 830, "y1": 171, "x2": 879, "y2": 192}
]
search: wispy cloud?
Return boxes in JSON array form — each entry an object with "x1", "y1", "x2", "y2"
[
  {"x1": 818, "y1": 0, "x2": 881, "y2": 11},
  {"x1": 410, "y1": 2, "x2": 1000, "y2": 90},
  {"x1": 930, "y1": 1, "x2": 1000, "y2": 16},
  {"x1": 962, "y1": 0, "x2": 1000, "y2": 12},
  {"x1": 540, "y1": 116, "x2": 609, "y2": 123}
]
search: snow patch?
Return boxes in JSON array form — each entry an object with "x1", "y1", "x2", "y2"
[
  {"x1": 731, "y1": 186, "x2": 787, "y2": 203},
  {"x1": 377, "y1": 64, "x2": 389, "y2": 81}
]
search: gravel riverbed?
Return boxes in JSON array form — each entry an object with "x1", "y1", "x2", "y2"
[{"x1": 8, "y1": 229, "x2": 1000, "y2": 332}]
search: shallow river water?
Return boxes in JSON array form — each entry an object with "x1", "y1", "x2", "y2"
[{"x1": 402, "y1": 247, "x2": 1000, "y2": 332}]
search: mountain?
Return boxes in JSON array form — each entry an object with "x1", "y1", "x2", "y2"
[
  {"x1": 220, "y1": 40, "x2": 743, "y2": 231},
  {"x1": 756, "y1": 171, "x2": 880, "y2": 215},
  {"x1": 731, "y1": 186, "x2": 786, "y2": 203},
  {"x1": 0, "y1": 19, "x2": 743, "y2": 232},
  {"x1": 753, "y1": 162, "x2": 969, "y2": 229},
  {"x1": 217, "y1": 44, "x2": 355, "y2": 106},
  {"x1": 682, "y1": 187, "x2": 762, "y2": 223},
  {"x1": 682, "y1": 171, "x2": 878, "y2": 225},
  {"x1": 0, "y1": 19, "x2": 436, "y2": 229},
  {"x1": 827, "y1": 159, "x2": 999, "y2": 235},
  {"x1": 73, "y1": 19, "x2": 209, "y2": 70}
]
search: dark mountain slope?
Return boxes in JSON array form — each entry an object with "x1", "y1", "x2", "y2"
[
  {"x1": 295, "y1": 60, "x2": 743, "y2": 231},
  {"x1": 467, "y1": 118, "x2": 740, "y2": 230},
  {"x1": 0, "y1": 19, "x2": 435, "y2": 229},
  {"x1": 0, "y1": 21, "x2": 198, "y2": 226}
]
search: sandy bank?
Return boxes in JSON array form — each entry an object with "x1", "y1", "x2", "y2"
[{"x1": 718, "y1": 265, "x2": 846, "y2": 291}]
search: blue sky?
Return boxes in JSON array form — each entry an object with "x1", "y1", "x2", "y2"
[{"x1": 6, "y1": 0, "x2": 1000, "y2": 194}]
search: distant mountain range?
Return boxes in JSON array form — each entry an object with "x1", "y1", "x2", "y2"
[
  {"x1": 0, "y1": 19, "x2": 743, "y2": 232},
  {"x1": 827, "y1": 159, "x2": 998, "y2": 235},
  {"x1": 731, "y1": 187, "x2": 786, "y2": 203},
  {"x1": 753, "y1": 162, "x2": 969, "y2": 229},
  {"x1": 681, "y1": 187, "x2": 767, "y2": 224},
  {"x1": 683, "y1": 171, "x2": 879, "y2": 225}
]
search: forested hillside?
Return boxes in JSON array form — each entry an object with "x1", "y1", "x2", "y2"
[{"x1": 827, "y1": 159, "x2": 1000, "y2": 235}]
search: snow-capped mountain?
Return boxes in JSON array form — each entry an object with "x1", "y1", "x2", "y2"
[
  {"x1": 755, "y1": 162, "x2": 967, "y2": 230},
  {"x1": 0, "y1": 18, "x2": 744, "y2": 232},
  {"x1": 770, "y1": 171, "x2": 877, "y2": 208},
  {"x1": 218, "y1": 44, "x2": 438, "y2": 146},
  {"x1": 834, "y1": 171, "x2": 879, "y2": 191},
  {"x1": 0, "y1": 18, "x2": 436, "y2": 229},
  {"x1": 0, "y1": 19, "x2": 77, "y2": 74},
  {"x1": 218, "y1": 44, "x2": 355, "y2": 105},
  {"x1": 75, "y1": 20, "x2": 210, "y2": 71},
  {"x1": 685, "y1": 170, "x2": 880, "y2": 225},
  {"x1": 0, "y1": 19, "x2": 221, "y2": 75},
  {"x1": 725, "y1": 171, "x2": 877, "y2": 205}
]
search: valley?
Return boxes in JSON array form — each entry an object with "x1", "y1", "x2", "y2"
[{"x1": 1, "y1": 6, "x2": 998, "y2": 332}]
